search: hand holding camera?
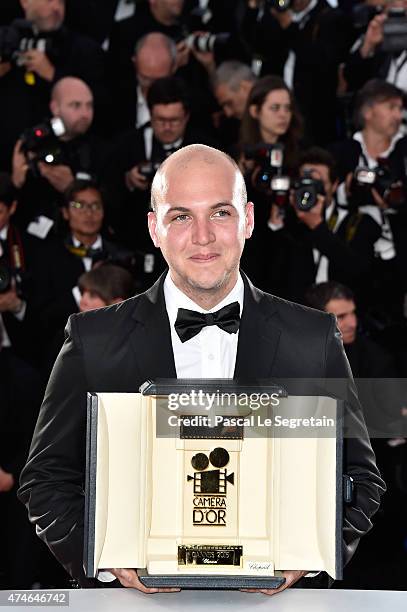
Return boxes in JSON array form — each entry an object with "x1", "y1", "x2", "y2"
[
  {"x1": 20, "y1": 48, "x2": 55, "y2": 82},
  {"x1": 125, "y1": 164, "x2": 151, "y2": 192},
  {"x1": 360, "y1": 13, "x2": 387, "y2": 58}
]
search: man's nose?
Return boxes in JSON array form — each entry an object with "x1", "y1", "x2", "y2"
[{"x1": 191, "y1": 218, "x2": 215, "y2": 244}]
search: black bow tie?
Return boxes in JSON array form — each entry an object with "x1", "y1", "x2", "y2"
[{"x1": 174, "y1": 301, "x2": 240, "y2": 343}]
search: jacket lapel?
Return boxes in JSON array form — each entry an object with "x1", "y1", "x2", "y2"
[
  {"x1": 234, "y1": 274, "x2": 281, "y2": 381},
  {"x1": 129, "y1": 272, "x2": 177, "y2": 382}
]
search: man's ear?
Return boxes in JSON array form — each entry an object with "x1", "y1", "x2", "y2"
[
  {"x1": 332, "y1": 179, "x2": 339, "y2": 194},
  {"x1": 20, "y1": 0, "x2": 29, "y2": 13},
  {"x1": 245, "y1": 202, "x2": 255, "y2": 239},
  {"x1": 61, "y1": 206, "x2": 69, "y2": 221},
  {"x1": 249, "y1": 104, "x2": 259, "y2": 120},
  {"x1": 50, "y1": 98, "x2": 58, "y2": 118},
  {"x1": 147, "y1": 211, "x2": 160, "y2": 248}
]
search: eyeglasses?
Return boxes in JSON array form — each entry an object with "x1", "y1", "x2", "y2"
[{"x1": 69, "y1": 201, "x2": 103, "y2": 213}]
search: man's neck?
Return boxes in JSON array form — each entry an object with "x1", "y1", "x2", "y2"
[
  {"x1": 362, "y1": 129, "x2": 392, "y2": 160},
  {"x1": 170, "y1": 273, "x2": 240, "y2": 311}
]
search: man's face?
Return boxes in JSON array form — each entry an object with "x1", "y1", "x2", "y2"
[
  {"x1": 134, "y1": 53, "x2": 174, "y2": 97},
  {"x1": 364, "y1": 96, "x2": 403, "y2": 139},
  {"x1": 325, "y1": 298, "x2": 357, "y2": 345},
  {"x1": 21, "y1": 0, "x2": 65, "y2": 32},
  {"x1": 0, "y1": 202, "x2": 16, "y2": 232},
  {"x1": 148, "y1": 159, "x2": 254, "y2": 299},
  {"x1": 149, "y1": 0, "x2": 184, "y2": 20},
  {"x1": 300, "y1": 163, "x2": 338, "y2": 204},
  {"x1": 214, "y1": 82, "x2": 251, "y2": 120},
  {"x1": 151, "y1": 102, "x2": 189, "y2": 144},
  {"x1": 51, "y1": 87, "x2": 94, "y2": 139},
  {"x1": 62, "y1": 188, "x2": 104, "y2": 238}
]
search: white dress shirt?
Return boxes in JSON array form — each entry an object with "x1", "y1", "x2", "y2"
[{"x1": 164, "y1": 272, "x2": 244, "y2": 379}]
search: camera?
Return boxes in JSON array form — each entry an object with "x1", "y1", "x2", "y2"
[
  {"x1": 265, "y1": 0, "x2": 292, "y2": 13},
  {"x1": 351, "y1": 164, "x2": 405, "y2": 209},
  {"x1": 20, "y1": 117, "x2": 66, "y2": 167},
  {"x1": 138, "y1": 161, "x2": 161, "y2": 182},
  {"x1": 186, "y1": 32, "x2": 231, "y2": 53},
  {"x1": 0, "y1": 19, "x2": 51, "y2": 65},
  {"x1": 0, "y1": 243, "x2": 23, "y2": 295},
  {"x1": 351, "y1": 4, "x2": 381, "y2": 30},
  {"x1": 382, "y1": 8, "x2": 407, "y2": 53},
  {"x1": 293, "y1": 170, "x2": 325, "y2": 211}
]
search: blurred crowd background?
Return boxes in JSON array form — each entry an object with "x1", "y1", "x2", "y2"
[{"x1": 0, "y1": 0, "x2": 407, "y2": 591}]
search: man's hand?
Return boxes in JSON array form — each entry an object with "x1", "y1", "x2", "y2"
[
  {"x1": 294, "y1": 195, "x2": 324, "y2": 229},
  {"x1": 269, "y1": 203, "x2": 285, "y2": 228},
  {"x1": 38, "y1": 163, "x2": 74, "y2": 192},
  {"x1": 175, "y1": 40, "x2": 190, "y2": 69},
  {"x1": 360, "y1": 14, "x2": 386, "y2": 58},
  {"x1": 110, "y1": 569, "x2": 180, "y2": 593},
  {"x1": 125, "y1": 166, "x2": 149, "y2": 192},
  {"x1": 20, "y1": 50, "x2": 55, "y2": 81},
  {"x1": 0, "y1": 286, "x2": 23, "y2": 314},
  {"x1": 189, "y1": 32, "x2": 216, "y2": 76},
  {"x1": 12, "y1": 139, "x2": 29, "y2": 189},
  {"x1": 0, "y1": 467, "x2": 14, "y2": 493},
  {"x1": 242, "y1": 570, "x2": 308, "y2": 595},
  {"x1": 0, "y1": 61, "x2": 12, "y2": 78}
]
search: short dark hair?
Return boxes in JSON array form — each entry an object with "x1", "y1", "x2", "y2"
[
  {"x1": 299, "y1": 147, "x2": 338, "y2": 184},
  {"x1": 0, "y1": 172, "x2": 17, "y2": 208},
  {"x1": 147, "y1": 76, "x2": 191, "y2": 113},
  {"x1": 63, "y1": 179, "x2": 103, "y2": 208},
  {"x1": 78, "y1": 264, "x2": 135, "y2": 304},
  {"x1": 354, "y1": 79, "x2": 404, "y2": 129},
  {"x1": 305, "y1": 281, "x2": 355, "y2": 312}
]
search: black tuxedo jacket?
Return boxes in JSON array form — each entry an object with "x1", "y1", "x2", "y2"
[{"x1": 18, "y1": 273, "x2": 385, "y2": 587}]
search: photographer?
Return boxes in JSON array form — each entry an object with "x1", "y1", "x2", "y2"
[
  {"x1": 0, "y1": 0, "x2": 107, "y2": 170},
  {"x1": 262, "y1": 147, "x2": 382, "y2": 307},
  {"x1": 329, "y1": 79, "x2": 407, "y2": 322},
  {"x1": 107, "y1": 75, "x2": 216, "y2": 289},
  {"x1": 35, "y1": 179, "x2": 134, "y2": 341},
  {"x1": 240, "y1": 0, "x2": 352, "y2": 144},
  {"x1": 11, "y1": 77, "x2": 110, "y2": 233},
  {"x1": 344, "y1": 0, "x2": 407, "y2": 92},
  {"x1": 0, "y1": 171, "x2": 48, "y2": 589}
]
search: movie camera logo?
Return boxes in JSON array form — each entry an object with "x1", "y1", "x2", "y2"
[{"x1": 187, "y1": 447, "x2": 234, "y2": 526}]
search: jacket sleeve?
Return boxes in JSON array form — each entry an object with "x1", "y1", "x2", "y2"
[
  {"x1": 17, "y1": 314, "x2": 98, "y2": 587},
  {"x1": 325, "y1": 315, "x2": 386, "y2": 566}
]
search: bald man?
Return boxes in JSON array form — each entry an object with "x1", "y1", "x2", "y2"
[
  {"x1": 19, "y1": 145, "x2": 384, "y2": 592},
  {"x1": 11, "y1": 76, "x2": 109, "y2": 230}
]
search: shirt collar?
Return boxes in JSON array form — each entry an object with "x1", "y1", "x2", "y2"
[
  {"x1": 0, "y1": 225, "x2": 8, "y2": 240},
  {"x1": 164, "y1": 272, "x2": 244, "y2": 327},
  {"x1": 162, "y1": 137, "x2": 183, "y2": 151},
  {"x1": 353, "y1": 129, "x2": 405, "y2": 163},
  {"x1": 72, "y1": 234, "x2": 102, "y2": 250}
]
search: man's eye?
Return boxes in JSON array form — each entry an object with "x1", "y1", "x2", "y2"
[
  {"x1": 172, "y1": 214, "x2": 189, "y2": 222},
  {"x1": 213, "y1": 209, "x2": 231, "y2": 218}
]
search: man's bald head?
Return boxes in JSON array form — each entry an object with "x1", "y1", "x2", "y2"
[
  {"x1": 133, "y1": 33, "x2": 177, "y2": 95},
  {"x1": 50, "y1": 77, "x2": 94, "y2": 140},
  {"x1": 151, "y1": 144, "x2": 247, "y2": 212}
]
